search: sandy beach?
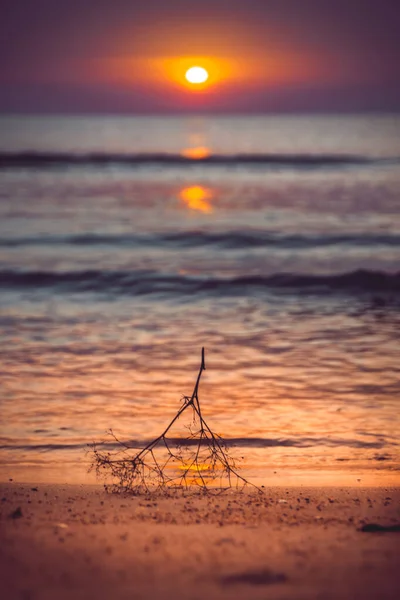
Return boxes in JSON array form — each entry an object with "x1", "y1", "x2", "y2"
[{"x1": 1, "y1": 483, "x2": 399, "y2": 600}]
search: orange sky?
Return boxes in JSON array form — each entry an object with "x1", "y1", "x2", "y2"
[{"x1": 0, "y1": 0, "x2": 399, "y2": 113}]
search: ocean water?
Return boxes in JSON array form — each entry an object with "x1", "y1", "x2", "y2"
[{"x1": 0, "y1": 114, "x2": 399, "y2": 486}]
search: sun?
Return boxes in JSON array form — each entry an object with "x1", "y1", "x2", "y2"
[{"x1": 185, "y1": 66, "x2": 209, "y2": 85}]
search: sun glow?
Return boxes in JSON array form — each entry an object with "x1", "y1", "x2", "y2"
[
  {"x1": 103, "y1": 51, "x2": 323, "y2": 97},
  {"x1": 181, "y1": 146, "x2": 211, "y2": 160},
  {"x1": 185, "y1": 66, "x2": 209, "y2": 85}
]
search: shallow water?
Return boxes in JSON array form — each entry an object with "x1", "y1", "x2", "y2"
[{"x1": 0, "y1": 114, "x2": 399, "y2": 484}]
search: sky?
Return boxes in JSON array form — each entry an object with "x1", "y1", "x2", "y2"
[{"x1": 1, "y1": 0, "x2": 399, "y2": 114}]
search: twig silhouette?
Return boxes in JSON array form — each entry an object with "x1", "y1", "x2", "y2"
[{"x1": 89, "y1": 348, "x2": 259, "y2": 494}]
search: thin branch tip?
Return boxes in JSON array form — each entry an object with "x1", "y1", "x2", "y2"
[{"x1": 201, "y1": 347, "x2": 206, "y2": 370}]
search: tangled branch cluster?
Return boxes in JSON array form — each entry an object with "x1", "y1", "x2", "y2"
[{"x1": 89, "y1": 348, "x2": 257, "y2": 494}]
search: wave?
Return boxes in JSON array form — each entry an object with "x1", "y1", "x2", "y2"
[
  {"x1": 0, "y1": 435, "x2": 392, "y2": 452},
  {"x1": 0, "y1": 151, "x2": 397, "y2": 169},
  {"x1": 1, "y1": 268, "x2": 399, "y2": 296},
  {"x1": 1, "y1": 231, "x2": 399, "y2": 249}
]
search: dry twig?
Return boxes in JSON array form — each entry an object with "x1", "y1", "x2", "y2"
[{"x1": 89, "y1": 348, "x2": 259, "y2": 494}]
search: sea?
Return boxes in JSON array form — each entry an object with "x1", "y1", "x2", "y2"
[{"x1": 0, "y1": 114, "x2": 399, "y2": 486}]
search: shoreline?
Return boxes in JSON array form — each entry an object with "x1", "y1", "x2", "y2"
[
  {"x1": 1, "y1": 483, "x2": 399, "y2": 600},
  {"x1": 1, "y1": 465, "x2": 399, "y2": 488}
]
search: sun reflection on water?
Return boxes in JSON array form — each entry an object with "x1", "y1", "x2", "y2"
[{"x1": 179, "y1": 185, "x2": 214, "y2": 213}]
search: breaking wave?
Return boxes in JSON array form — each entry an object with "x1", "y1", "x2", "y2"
[
  {"x1": 1, "y1": 231, "x2": 400, "y2": 249},
  {"x1": 0, "y1": 151, "x2": 398, "y2": 169},
  {"x1": 1, "y1": 268, "x2": 399, "y2": 296},
  {"x1": 0, "y1": 435, "x2": 393, "y2": 452}
]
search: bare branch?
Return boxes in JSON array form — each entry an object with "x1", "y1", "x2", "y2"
[{"x1": 88, "y1": 348, "x2": 261, "y2": 495}]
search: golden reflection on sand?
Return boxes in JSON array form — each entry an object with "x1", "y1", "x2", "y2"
[
  {"x1": 179, "y1": 185, "x2": 214, "y2": 213},
  {"x1": 178, "y1": 463, "x2": 212, "y2": 472}
]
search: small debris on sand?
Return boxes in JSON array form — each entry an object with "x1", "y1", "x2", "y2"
[
  {"x1": 359, "y1": 523, "x2": 400, "y2": 533},
  {"x1": 8, "y1": 506, "x2": 23, "y2": 519},
  {"x1": 221, "y1": 568, "x2": 287, "y2": 586}
]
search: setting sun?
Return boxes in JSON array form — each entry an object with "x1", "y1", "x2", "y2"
[{"x1": 185, "y1": 66, "x2": 209, "y2": 85}]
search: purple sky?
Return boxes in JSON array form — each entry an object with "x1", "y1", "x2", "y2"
[{"x1": 1, "y1": 0, "x2": 399, "y2": 113}]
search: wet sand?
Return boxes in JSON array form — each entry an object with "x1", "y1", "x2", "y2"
[{"x1": 1, "y1": 483, "x2": 399, "y2": 600}]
